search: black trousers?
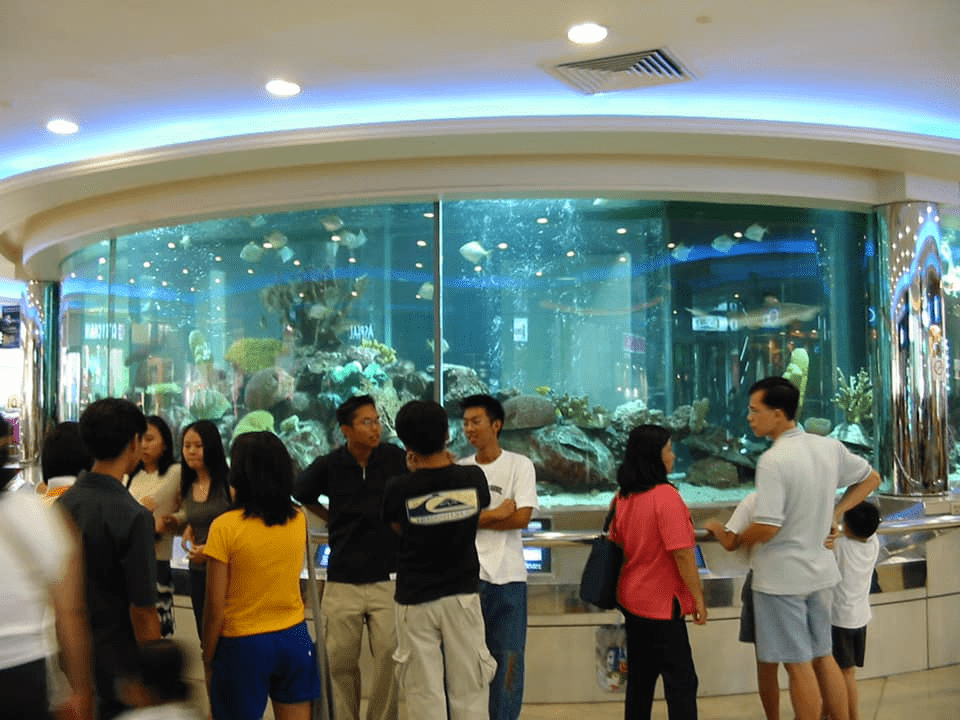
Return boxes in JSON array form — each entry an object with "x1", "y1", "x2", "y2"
[
  {"x1": 0, "y1": 658, "x2": 53, "y2": 719},
  {"x1": 623, "y1": 600, "x2": 698, "y2": 720}
]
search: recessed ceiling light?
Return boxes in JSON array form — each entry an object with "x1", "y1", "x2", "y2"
[
  {"x1": 167, "y1": 242, "x2": 176, "y2": 249},
  {"x1": 46, "y1": 118, "x2": 79, "y2": 135},
  {"x1": 265, "y1": 79, "x2": 301, "y2": 97},
  {"x1": 497, "y1": 242, "x2": 509, "y2": 250},
  {"x1": 616, "y1": 228, "x2": 627, "y2": 235},
  {"x1": 416, "y1": 240, "x2": 428, "y2": 247},
  {"x1": 567, "y1": 22, "x2": 608, "y2": 45},
  {"x1": 536, "y1": 217, "x2": 549, "y2": 224},
  {"x1": 474, "y1": 265, "x2": 483, "y2": 272},
  {"x1": 423, "y1": 212, "x2": 435, "y2": 219}
]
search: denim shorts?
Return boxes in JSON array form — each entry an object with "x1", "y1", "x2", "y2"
[
  {"x1": 753, "y1": 587, "x2": 833, "y2": 664},
  {"x1": 210, "y1": 621, "x2": 321, "y2": 720}
]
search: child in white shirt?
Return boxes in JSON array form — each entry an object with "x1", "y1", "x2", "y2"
[{"x1": 829, "y1": 501, "x2": 881, "y2": 720}]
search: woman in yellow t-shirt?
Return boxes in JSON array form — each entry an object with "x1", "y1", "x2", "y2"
[{"x1": 201, "y1": 431, "x2": 321, "y2": 720}]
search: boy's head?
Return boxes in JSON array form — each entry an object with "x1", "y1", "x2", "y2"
[
  {"x1": 395, "y1": 400, "x2": 448, "y2": 456},
  {"x1": 79, "y1": 398, "x2": 147, "y2": 465},
  {"x1": 121, "y1": 640, "x2": 190, "y2": 707},
  {"x1": 42, "y1": 421, "x2": 93, "y2": 481},
  {"x1": 843, "y1": 501, "x2": 881, "y2": 540}
]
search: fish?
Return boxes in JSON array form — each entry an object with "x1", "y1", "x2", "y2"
[
  {"x1": 277, "y1": 246, "x2": 295, "y2": 263},
  {"x1": 320, "y1": 214, "x2": 344, "y2": 232},
  {"x1": 744, "y1": 223, "x2": 768, "y2": 242},
  {"x1": 459, "y1": 241, "x2": 492, "y2": 264},
  {"x1": 180, "y1": 234, "x2": 191, "y2": 247},
  {"x1": 263, "y1": 231, "x2": 288, "y2": 248},
  {"x1": 248, "y1": 215, "x2": 267, "y2": 227},
  {"x1": 670, "y1": 244, "x2": 692, "y2": 261},
  {"x1": 711, "y1": 234, "x2": 736, "y2": 253},
  {"x1": 240, "y1": 242, "x2": 265, "y2": 263},
  {"x1": 426, "y1": 338, "x2": 450, "y2": 353},
  {"x1": 308, "y1": 303, "x2": 335, "y2": 321},
  {"x1": 416, "y1": 282, "x2": 435, "y2": 300},
  {"x1": 335, "y1": 229, "x2": 367, "y2": 249},
  {"x1": 687, "y1": 302, "x2": 822, "y2": 330}
]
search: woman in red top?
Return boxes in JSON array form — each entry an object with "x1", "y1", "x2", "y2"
[{"x1": 610, "y1": 425, "x2": 707, "y2": 720}]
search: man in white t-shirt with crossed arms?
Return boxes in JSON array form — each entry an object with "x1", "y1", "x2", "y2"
[
  {"x1": 458, "y1": 394, "x2": 539, "y2": 720},
  {"x1": 739, "y1": 377, "x2": 880, "y2": 720}
]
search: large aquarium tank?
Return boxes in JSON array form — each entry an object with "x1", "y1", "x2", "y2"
[{"x1": 58, "y1": 198, "x2": 899, "y2": 507}]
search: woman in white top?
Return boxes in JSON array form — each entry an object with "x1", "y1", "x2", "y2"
[{"x1": 127, "y1": 415, "x2": 182, "y2": 638}]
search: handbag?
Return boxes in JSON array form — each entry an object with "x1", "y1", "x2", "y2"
[{"x1": 579, "y1": 500, "x2": 623, "y2": 610}]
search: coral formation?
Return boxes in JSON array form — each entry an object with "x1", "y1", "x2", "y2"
[
  {"x1": 225, "y1": 338, "x2": 285, "y2": 375},
  {"x1": 503, "y1": 395, "x2": 557, "y2": 430},
  {"x1": 260, "y1": 276, "x2": 368, "y2": 350},
  {"x1": 233, "y1": 410, "x2": 275, "y2": 438},
  {"x1": 553, "y1": 393, "x2": 609, "y2": 429},
  {"x1": 189, "y1": 387, "x2": 231, "y2": 420}
]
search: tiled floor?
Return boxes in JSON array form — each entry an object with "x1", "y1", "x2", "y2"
[
  {"x1": 175, "y1": 608, "x2": 959, "y2": 719},
  {"x1": 183, "y1": 664, "x2": 960, "y2": 720}
]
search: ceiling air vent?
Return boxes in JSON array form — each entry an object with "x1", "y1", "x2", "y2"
[{"x1": 544, "y1": 48, "x2": 694, "y2": 95}]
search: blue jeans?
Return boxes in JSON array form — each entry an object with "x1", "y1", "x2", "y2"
[{"x1": 478, "y1": 581, "x2": 527, "y2": 720}]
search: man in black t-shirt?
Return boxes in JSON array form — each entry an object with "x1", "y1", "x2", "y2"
[
  {"x1": 293, "y1": 395, "x2": 407, "y2": 720},
  {"x1": 59, "y1": 398, "x2": 160, "y2": 720},
  {"x1": 382, "y1": 400, "x2": 495, "y2": 720}
]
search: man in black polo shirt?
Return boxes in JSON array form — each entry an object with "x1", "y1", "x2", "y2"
[
  {"x1": 60, "y1": 398, "x2": 161, "y2": 720},
  {"x1": 294, "y1": 395, "x2": 407, "y2": 720}
]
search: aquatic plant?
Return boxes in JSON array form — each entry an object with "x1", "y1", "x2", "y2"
[
  {"x1": 360, "y1": 339, "x2": 398, "y2": 365},
  {"x1": 833, "y1": 367, "x2": 873, "y2": 424},
  {"x1": 225, "y1": 337, "x2": 285, "y2": 375},
  {"x1": 146, "y1": 382, "x2": 181, "y2": 396}
]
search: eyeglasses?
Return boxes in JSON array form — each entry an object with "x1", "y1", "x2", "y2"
[{"x1": 355, "y1": 417, "x2": 381, "y2": 427}]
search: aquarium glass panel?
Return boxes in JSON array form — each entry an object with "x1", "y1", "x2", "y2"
[
  {"x1": 941, "y1": 203, "x2": 960, "y2": 490},
  {"x1": 58, "y1": 197, "x2": 874, "y2": 506},
  {"x1": 59, "y1": 203, "x2": 437, "y2": 472},
  {"x1": 440, "y1": 200, "x2": 872, "y2": 508}
]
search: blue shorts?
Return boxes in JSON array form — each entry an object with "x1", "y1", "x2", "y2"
[
  {"x1": 753, "y1": 587, "x2": 833, "y2": 664},
  {"x1": 210, "y1": 621, "x2": 321, "y2": 720}
]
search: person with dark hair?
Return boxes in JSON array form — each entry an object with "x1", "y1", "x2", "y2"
[
  {"x1": 738, "y1": 377, "x2": 881, "y2": 720},
  {"x1": 40, "y1": 421, "x2": 93, "y2": 504},
  {"x1": 127, "y1": 416, "x2": 183, "y2": 638},
  {"x1": 178, "y1": 420, "x2": 232, "y2": 638},
  {"x1": 116, "y1": 640, "x2": 198, "y2": 719},
  {"x1": 202, "y1": 432, "x2": 321, "y2": 720},
  {"x1": 458, "y1": 393, "x2": 538, "y2": 720},
  {"x1": 382, "y1": 400, "x2": 495, "y2": 720},
  {"x1": 60, "y1": 398, "x2": 160, "y2": 719},
  {"x1": 0, "y1": 416, "x2": 95, "y2": 720},
  {"x1": 609, "y1": 424, "x2": 706, "y2": 720},
  {"x1": 293, "y1": 394, "x2": 407, "y2": 720},
  {"x1": 828, "y1": 502, "x2": 881, "y2": 720}
]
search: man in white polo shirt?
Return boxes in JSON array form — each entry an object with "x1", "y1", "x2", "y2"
[
  {"x1": 458, "y1": 394, "x2": 539, "y2": 720},
  {"x1": 739, "y1": 377, "x2": 880, "y2": 720}
]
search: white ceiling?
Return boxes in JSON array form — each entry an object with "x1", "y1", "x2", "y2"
[
  {"x1": 1, "y1": 0, "x2": 960, "y2": 279},
  {"x1": 3, "y1": 0, "x2": 960, "y2": 179}
]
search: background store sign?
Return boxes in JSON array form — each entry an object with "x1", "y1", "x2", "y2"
[
  {"x1": 692, "y1": 315, "x2": 732, "y2": 332},
  {"x1": 0, "y1": 305, "x2": 20, "y2": 349},
  {"x1": 84, "y1": 323, "x2": 126, "y2": 341},
  {"x1": 513, "y1": 317, "x2": 528, "y2": 343}
]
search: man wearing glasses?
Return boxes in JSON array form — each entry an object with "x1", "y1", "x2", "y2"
[{"x1": 295, "y1": 395, "x2": 408, "y2": 720}]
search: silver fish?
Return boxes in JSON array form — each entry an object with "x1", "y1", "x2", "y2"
[
  {"x1": 426, "y1": 338, "x2": 450, "y2": 353},
  {"x1": 711, "y1": 234, "x2": 736, "y2": 253},
  {"x1": 308, "y1": 303, "x2": 335, "y2": 321},
  {"x1": 240, "y1": 242, "x2": 264, "y2": 263},
  {"x1": 263, "y1": 231, "x2": 288, "y2": 249},
  {"x1": 277, "y1": 246, "x2": 295, "y2": 263},
  {"x1": 334, "y1": 229, "x2": 367, "y2": 249},
  {"x1": 417, "y1": 282, "x2": 434, "y2": 300},
  {"x1": 320, "y1": 214, "x2": 344, "y2": 232},
  {"x1": 180, "y1": 234, "x2": 191, "y2": 247},
  {"x1": 744, "y1": 223, "x2": 768, "y2": 242},
  {"x1": 459, "y1": 241, "x2": 491, "y2": 264},
  {"x1": 322, "y1": 241, "x2": 339, "y2": 269},
  {"x1": 671, "y1": 244, "x2": 692, "y2": 261},
  {"x1": 248, "y1": 215, "x2": 267, "y2": 227}
]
